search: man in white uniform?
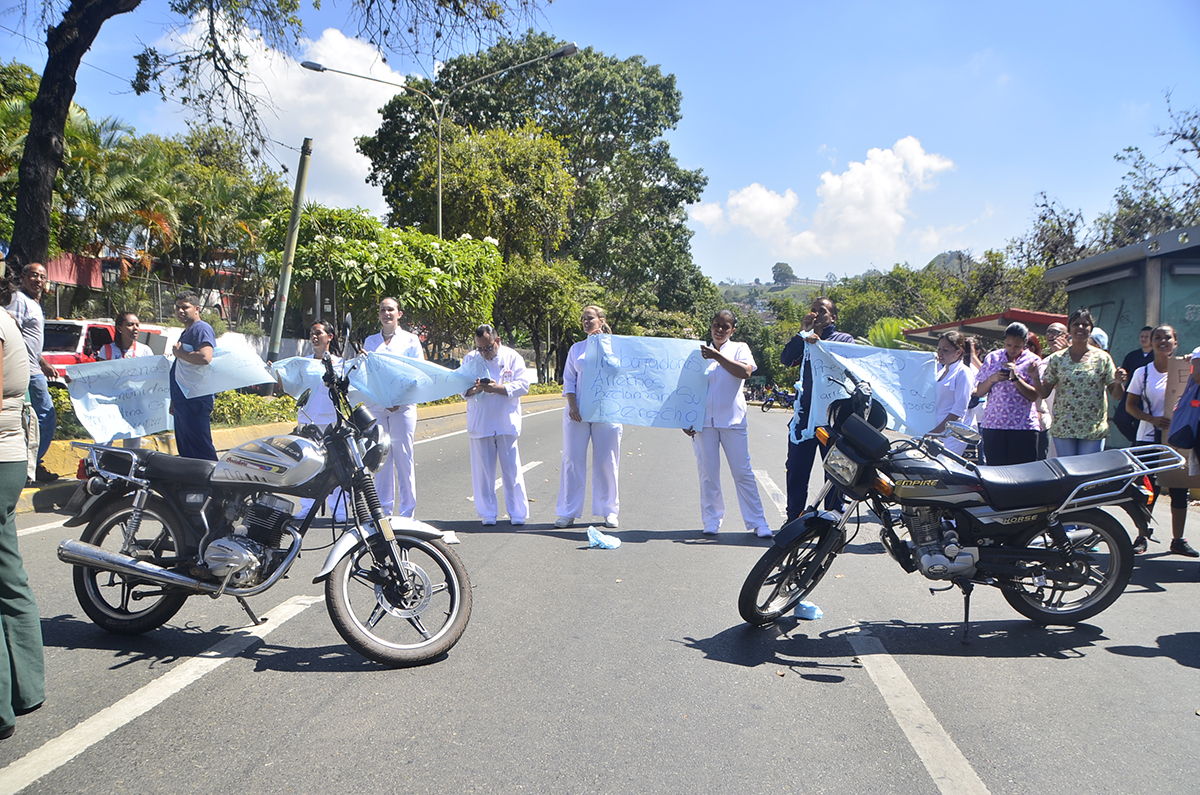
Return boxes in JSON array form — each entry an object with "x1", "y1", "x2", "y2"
[
  {"x1": 363, "y1": 297, "x2": 424, "y2": 517},
  {"x1": 462, "y1": 325, "x2": 530, "y2": 526}
]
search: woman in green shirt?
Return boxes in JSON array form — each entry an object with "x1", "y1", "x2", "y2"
[{"x1": 1032, "y1": 307, "x2": 1126, "y2": 457}]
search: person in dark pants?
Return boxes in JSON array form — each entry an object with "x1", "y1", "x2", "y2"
[
  {"x1": 169, "y1": 292, "x2": 217, "y2": 460},
  {"x1": 782, "y1": 297, "x2": 855, "y2": 523},
  {"x1": 972, "y1": 322, "x2": 1041, "y2": 466}
]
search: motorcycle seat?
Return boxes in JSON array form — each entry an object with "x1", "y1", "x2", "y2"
[
  {"x1": 97, "y1": 448, "x2": 216, "y2": 484},
  {"x1": 977, "y1": 450, "x2": 1134, "y2": 510}
]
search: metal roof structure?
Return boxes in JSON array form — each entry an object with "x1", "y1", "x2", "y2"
[{"x1": 902, "y1": 308, "x2": 1069, "y2": 348}]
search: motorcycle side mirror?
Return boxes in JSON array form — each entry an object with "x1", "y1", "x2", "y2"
[
  {"x1": 946, "y1": 421, "x2": 981, "y2": 444},
  {"x1": 297, "y1": 388, "x2": 311, "y2": 410}
]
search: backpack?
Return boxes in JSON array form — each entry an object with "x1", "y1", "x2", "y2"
[{"x1": 1167, "y1": 375, "x2": 1200, "y2": 450}]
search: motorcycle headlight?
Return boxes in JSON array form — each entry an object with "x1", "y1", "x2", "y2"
[
  {"x1": 824, "y1": 446, "x2": 861, "y2": 487},
  {"x1": 362, "y1": 424, "x2": 391, "y2": 472}
]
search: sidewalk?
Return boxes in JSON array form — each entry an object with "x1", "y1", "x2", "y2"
[{"x1": 20, "y1": 393, "x2": 564, "y2": 515}]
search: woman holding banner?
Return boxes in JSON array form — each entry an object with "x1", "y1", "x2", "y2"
[
  {"x1": 684, "y1": 310, "x2": 772, "y2": 538},
  {"x1": 97, "y1": 312, "x2": 153, "y2": 448},
  {"x1": 555, "y1": 305, "x2": 621, "y2": 529},
  {"x1": 930, "y1": 331, "x2": 973, "y2": 456}
]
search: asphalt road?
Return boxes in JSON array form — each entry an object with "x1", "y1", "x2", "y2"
[{"x1": 2, "y1": 405, "x2": 1198, "y2": 794}]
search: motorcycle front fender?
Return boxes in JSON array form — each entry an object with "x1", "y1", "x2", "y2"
[
  {"x1": 774, "y1": 509, "x2": 841, "y2": 548},
  {"x1": 312, "y1": 516, "x2": 446, "y2": 583}
]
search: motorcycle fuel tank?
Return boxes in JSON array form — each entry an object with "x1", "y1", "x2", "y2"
[
  {"x1": 887, "y1": 450, "x2": 985, "y2": 506},
  {"x1": 212, "y1": 435, "x2": 325, "y2": 489}
]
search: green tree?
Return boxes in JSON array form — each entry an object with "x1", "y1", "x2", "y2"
[
  {"x1": 7, "y1": 0, "x2": 542, "y2": 270},
  {"x1": 414, "y1": 121, "x2": 575, "y2": 261},
  {"x1": 358, "y1": 30, "x2": 714, "y2": 320},
  {"x1": 492, "y1": 255, "x2": 588, "y2": 382},
  {"x1": 772, "y1": 262, "x2": 796, "y2": 286}
]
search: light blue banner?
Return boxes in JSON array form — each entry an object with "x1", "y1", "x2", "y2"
[
  {"x1": 578, "y1": 334, "x2": 708, "y2": 429},
  {"x1": 347, "y1": 352, "x2": 478, "y2": 408},
  {"x1": 270, "y1": 356, "x2": 329, "y2": 397},
  {"x1": 66, "y1": 357, "x2": 174, "y2": 442},
  {"x1": 174, "y1": 346, "x2": 276, "y2": 399},
  {"x1": 799, "y1": 340, "x2": 938, "y2": 440}
]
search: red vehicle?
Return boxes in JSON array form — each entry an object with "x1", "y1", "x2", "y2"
[{"x1": 43, "y1": 319, "x2": 166, "y2": 386}]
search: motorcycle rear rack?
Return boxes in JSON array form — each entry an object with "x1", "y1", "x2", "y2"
[
  {"x1": 71, "y1": 442, "x2": 148, "y2": 488},
  {"x1": 1050, "y1": 444, "x2": 1185, "y2": 521}
]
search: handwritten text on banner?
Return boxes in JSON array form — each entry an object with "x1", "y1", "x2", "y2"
[
  {"x1": 65, "y1": 357, "x2": 174, "y2": 442},
  {"x1": 578, "y1": 334, "x2": 708, "y2": 429},
  {"x1": 802, "y1": 340, "x2": 938, "y2": 439}
]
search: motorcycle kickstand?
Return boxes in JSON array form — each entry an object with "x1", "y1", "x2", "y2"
[
  {"x1": 956, "y1": 580, "x2": 974, "y2": 645},
  {"x1": 236, "y1": 596, "x2": 267, "y2": 626}
]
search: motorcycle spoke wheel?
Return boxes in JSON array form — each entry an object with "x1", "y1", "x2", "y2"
[
  {"x1": 72, "y1": 497, "x2": 189, "y2": 635},
  {"x1": 326, "y1": 537, "x2": 472, "y2": 667},
  {"x1": 1002, "y1": 509, "x2": 1134, "y2": 626},
  {"x1": 738, "y1": 524, "x2": 836, "y2": 625}
]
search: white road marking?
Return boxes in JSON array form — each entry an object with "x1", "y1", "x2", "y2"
[
  {"x1": 752, "y1": 470, "x2": 787, "y2": 518},
  {"x1": 17, "y1": 518, "x2": 69, "y2": 538},
  {"x1": 0, "y1": 594, "x2": 323, "y2": 795},
  {"x1": 497, "y1": 461, "x2": 542, "y2": 492},
  {"x1": 847, "y1": 633, "x2": 990, "y2": 795},
  {"x1": 414, "y1": 406, "x2": 562, "y2": 446}
]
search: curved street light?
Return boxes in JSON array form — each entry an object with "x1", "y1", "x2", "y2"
[{"x1": 302, "y1": 42, "x2": 578, "y2": 239}]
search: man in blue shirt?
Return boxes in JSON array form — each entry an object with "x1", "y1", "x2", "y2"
[
  {"x1": 169, "y1": 291, "x2": 217, "y2": 460},
  {"x1": 780, "y1": 296, "x2": 854, "y2": 523}
]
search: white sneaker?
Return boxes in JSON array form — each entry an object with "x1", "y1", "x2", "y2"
[
  {"x1": 604, "y1": 515, "x2": 619, "y2": 529},
  {"x1": 441, "y1": 530, "x2": 461, "y2": 545},
  {"x1": 702, "y1": 527, "x2": 720, "y2": 535},
  {"x1": 755, "y1": 527, "x2": 774, "y2": 538},
  {"x1": 554, "y1": 516, "x2": 574, "y2": 528},
  {"x1": 481, "y1": 518, "x2": 497, "y2": 526},
  {"x1": 510, "y1": 518, "x2": 525, "y2": 526}
]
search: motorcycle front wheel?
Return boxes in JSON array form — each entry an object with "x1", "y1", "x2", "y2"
[
  {"x1": 326, "y1": 535, "x2": 472, "y2": 667},
  {"x1": 738, "y1": 522, "x2": 838, "y2": 625},
  {"x1": 761, "y1": 399, "x2": 774, "y2": 412},
  {"x1": 1002, "y1": 508, "x2": 1134, "y2": 625},
  {"x1": 72, "y1": 496, "x2": 190, "y2": 635}
]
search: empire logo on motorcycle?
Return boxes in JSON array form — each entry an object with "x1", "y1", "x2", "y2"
[
  {"x1": 56, "y1": 323, "x2": 471, "y2": 668},
  {"x1": 740, "y1": 370, "x2": 1182, "y2": 639}
]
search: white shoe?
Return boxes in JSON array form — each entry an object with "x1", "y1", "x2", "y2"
[
  {"x1": 441, "y1": 530, "x2": 461, "y2": 545},
  {"x1": 481, "y1": 518, "x2": 497, "y2": 526},
  {"x1": 604, "y1": 515, "x2": 619, "y2": 529},
  {"x1": 510, "y1": 518, "x2": 525, "y2": 526},
  {"x1": 702, "y1": 527, "x2": 720, "y2": 535},
  {"x1": 755, "y1": 527, "x2": 774, "y2": 538},
  {"x1": 554, "y1": 516, "x2": 574, "y2": 528}
]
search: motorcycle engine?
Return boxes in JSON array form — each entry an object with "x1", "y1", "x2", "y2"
[
  {"x1": 902, "y1": 506, "x2": 976, "y2": 580},
  {"x1": 204, "y1": 494, "x2": 296, "y2": 587}
]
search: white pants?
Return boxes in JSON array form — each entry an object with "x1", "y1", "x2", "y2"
[
  {"x1": 556, "y1": 415, "x2": 621, "y2": 520},
  {"x1": 375, "y1": 405, "x2": 417, "y2": 517},
  {"x1": 691, "y1": 426, "x2": 768, "y2": 533},
  {"x1": 298, "y1": 489, "x2": 348, "y2": 522},
  {"x1": 470, "y1": 434, "x2": 528, "y2": 521}
]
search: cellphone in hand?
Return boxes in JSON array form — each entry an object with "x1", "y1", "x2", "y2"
[{"x1": 479, "y1": 377, "x2": 492, "y2": 385}]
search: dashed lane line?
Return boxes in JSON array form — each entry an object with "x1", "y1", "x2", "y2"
[{"x1": 0, "y1": 594, "x2": 324, "y2": 795}]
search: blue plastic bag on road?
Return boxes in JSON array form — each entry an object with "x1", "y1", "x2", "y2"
[{"x1": 586, "y1": 526, "x2": 621, "y2": 549}]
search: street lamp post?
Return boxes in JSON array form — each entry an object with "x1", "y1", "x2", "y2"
[{"x1": 302, "y1": 42, "x2": 578, "y2": 239}]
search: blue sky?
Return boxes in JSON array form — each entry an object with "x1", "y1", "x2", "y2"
[{"x1": 3, "y1": 0, "x2": 1198, "y2": 284}]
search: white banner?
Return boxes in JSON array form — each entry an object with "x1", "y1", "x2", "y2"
[
  {"x1": 578, "y1": 334, "x2": 708, "y2": 429},
  {"x1": 174, "y1": 346, "x2": 275, "y2": 399},
  {"x1": 801, "y1": 340, "x2": 938, "y2": 439},
  {"x1": 346, "y1": 352, "x2": 478, "y2": 407},
  {"x1": 65, "y1": 357, "x2": 174, "y2": 442}
]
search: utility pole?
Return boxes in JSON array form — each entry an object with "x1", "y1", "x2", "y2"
[{"x1": 268, "y1": 138, "x2": 313, "y2": 363}]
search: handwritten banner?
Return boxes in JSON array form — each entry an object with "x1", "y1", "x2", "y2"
[
  {"x1": 578, "y1": 334, "x2": 708, "y2": 429},
  {"x1": 174, "y1": 346, "x2": 275, "y2": 399},
  {"x1": 801, "y1": 340, "x2": 938, "y2": 439},
  {"x1": 347, "y1": 352, "x2": 478, "y2": 407},
  {"x1": 66, "y1": 357, "x2": 174, "y2": 442}
]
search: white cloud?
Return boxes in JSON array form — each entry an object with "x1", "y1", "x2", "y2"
[
  {"x1": 695, "y1": 136, "x2": 954, "y2": 262},
  {"x1": 689, "y1": 202, "x2": 725, "y2": 229},
  {"x1": 159, "y1": 23, "x2": 404, "y2": 217}
]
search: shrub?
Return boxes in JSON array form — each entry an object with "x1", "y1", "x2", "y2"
[
  {"x1": 211, "y1": 391, "x2": 298, "y2": 426},
  {"x1": 51, "y1": 387, "x2": 87, "y2": 440}
]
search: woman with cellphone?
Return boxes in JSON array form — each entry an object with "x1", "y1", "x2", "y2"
[{"x1": 972, "y1": 322, "x2": 1041, "y2": 465}]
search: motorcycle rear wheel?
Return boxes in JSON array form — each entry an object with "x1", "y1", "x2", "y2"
[
  {"x1": 326, "y1": 536, "x2": 472, "y2": 667},
  {"x1": 761, "y1": 399, "x2": 774, "y2": 412},
  {"x1": 738, "y1": 522, "x2": 838, "y2": 625},
  {"x1": 72, "y1": 497, "x2": 189, "y2": 635},
  {"x1": 1002, "y1": 508, "x2": 1133, "y2": 625}
]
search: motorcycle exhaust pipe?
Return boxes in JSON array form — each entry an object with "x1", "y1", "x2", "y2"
[{"x1": 57, "y1": 539, "x2": 220, "y2": 595}]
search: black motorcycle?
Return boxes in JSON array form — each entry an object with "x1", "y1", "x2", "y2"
[
  {"x1": 58, "y1": 324, "x2": 471, "y2": 667},
  {"x1": 740, "y1": 370, "x2": 1181, "y2": 637}
]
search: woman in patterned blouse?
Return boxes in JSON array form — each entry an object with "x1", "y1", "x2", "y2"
[
  {"x1": 1031, "y1": 307, "x2": 1126, "y2": 457},
  {"x1": 972, "y1": 322, "x2": 1042, "y2": 465}
]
